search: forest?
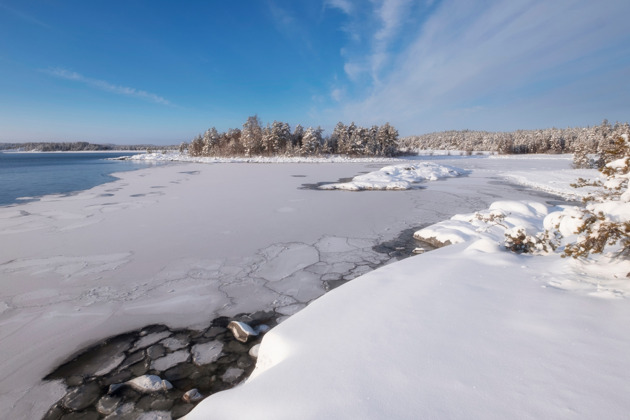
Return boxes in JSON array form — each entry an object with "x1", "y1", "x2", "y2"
[
  {"x1": 183, "y1": 117, "x2": 629, "y2": 163},
  {"x1": 0, "y1": 142, "x2": 160, "y2": 152},
  {"x1": 182, "y1": 116, "x2": 400, "y2": 158},
  {"x1": 398, "y1": 119, "x2": 630, "y2": 157}
]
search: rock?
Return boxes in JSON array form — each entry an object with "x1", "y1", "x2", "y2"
[
  {"x1": 128, "y1": 358, "x2": 150, "y2": 377},
  {"x1": 221, "y1": 367, "x2": 244, "y2": 384},
  {"x1": 254, "y1": 324, "x2": 270, "y2": 334},
  {"x1": 182, "y1": 388, "x2": 203, "y2": 403},
  {"x1": 137, "y1": 411, "x2": 172, "y2": 420},
  {"x1": 102, "y1": 402, "x2": 135, "y2": 420},
  {"x1": 151, "y1": 349, "x2": 190, "y2": 371},
  {"x1": 126, "y1": 375, "x2": 173, "y2": 393},
  {"x1": 108, "y1": 383, "x2": 124, "y2": 394},
  {"x1": 171, "y1": 403, "x2": 194, "y2": 418},
  {"x1": 61, "y1": 382, "x2": 101, "y2": 411},
  {"x1": 96, "y1": 395, "x2": 121, "y2": 415},
  {"x1": 236, "y1": 354, "x2": 253, "y2": 369},
  {"x1": 101, "y1": 370, "x2": 133, "y2": 386},
  {"x1": 191, "y1": 340, "x2": 223, "y2": 365},
  {"x1": 118, "y1": 350, "x2": 146, "y2": 371},
  {"x1": 147, "y1": 344, "x2": 166, "y2": 360},
  {"x1": 227, "y1": 321, "x2": 257, "y2": 343},
  {"x1": 203, "y1": 326, "x2": 227, "y2": 338},
  {"x1": 163, "y1": 363, "x2": 197, "y2": 381},
  {"x1": 150, "y1": 398, "x2": 175, "y2": 411},
  {"x1": 160, "y1": 336, "x2": 188, "y2": 351},
  {"x1": 248, "y1": 343, "x2": 261, "y2": 359},
  {"x1": 412, "y1": 247, "x2": 425, "y2": 254}
]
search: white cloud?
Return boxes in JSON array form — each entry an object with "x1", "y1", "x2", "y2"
[
  {"x1": 343, "y1": 62, "x2": 367, "y2": 82},
  {"x1": 374, "y1": 0, "x2": 412, "y2": 42},
  {"x1": 324, "y1": 0, "x2": 354, "y2": 15},
  {"x1": 335, "y1": 0, "x2": 630, "y2": 134},
  {"x1": 44, "y1": 68, "x2": 171, "y2": 105},
  {"x1": 330, "y1": 87, "x2": 345, "y2": 102}
]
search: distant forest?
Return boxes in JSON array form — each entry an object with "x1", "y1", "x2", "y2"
[
  {"x1": 399, "y1": 119, "x2": 630, "y2": 155},
  {"x1": 0, "y1": 142, "x2": 172, "y2": 152}
]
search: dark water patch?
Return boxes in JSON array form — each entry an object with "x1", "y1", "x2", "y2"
[
  {"x1": 488, "y1": 179, "x2": 582, "y2": 207},
  {"x1": 151, "y1": 186, "x2": 166, "y2": 189},
  {"x1": 300, "y1": 177, "x2": 354, "y2": 190},
  {"x1": 44, "y1": 312, "x2": 277, "y2": 420},
  {"x1": 291, "y1": 175, "x2": 307, "y2": 177},
  {"x1": 373, "y1": 225, "x2": 437, "y2": 260},
  {"x1": 130, "y1": 194, "x2": 146, "y2": 197},
  {"x1": 97, "y1": 194, "x2": 114, "y2": 198},
  {"x1": 179, "y1": 171, "x2": 200, "y2": 175}
]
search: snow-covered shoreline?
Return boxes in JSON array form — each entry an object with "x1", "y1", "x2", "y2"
[{"x1": 1, "y1": 155, "x2": 625, "y2": 419}]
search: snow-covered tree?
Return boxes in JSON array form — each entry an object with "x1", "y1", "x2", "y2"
[
  {"x1": 202, "y1": 127, "x2": 220, "y2": 156},
  {"x1": 189, "y1": 134, "x2": 204, "y2": 157},
  {"x1": 300, "y1": 126, "x2": 323, "y2": 156},
  {"x1": 534, "y1": 135, "x2": 630, "y2": 264},
  {"x1": 242, "y1": 115, "x2": 263, "y2": 156}
]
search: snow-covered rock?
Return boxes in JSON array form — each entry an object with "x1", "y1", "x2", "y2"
[
  {"x1": 125, "y1": 375, "x2": 173, "y2": 393},
  {"x1": 183, "y1": 388, "x2": 204, "y2": 403},
  {"x1": 319, "y1": 162, "x2": 464, "y2": 190},
  {"x1": 228, "y1": 321, "x2": 258, "y2": 343}
]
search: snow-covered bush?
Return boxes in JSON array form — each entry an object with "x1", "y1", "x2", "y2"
[
  {"x1": 544, "y1": 135, "x2": 630, "y2": 260},
  {"x1": 504, "y1": 227, "x2": 557, "y2": 254}
]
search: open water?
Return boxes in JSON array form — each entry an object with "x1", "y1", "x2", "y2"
[{"x1": 0, "y1": 152, "x2": 157, "y2": 206}]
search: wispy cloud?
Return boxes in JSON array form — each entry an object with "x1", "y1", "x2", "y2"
[
  {"x1": 44, "y1": 68, "x2": 172, "y2": 106},
  {"x1": 0, "y1": 3, "x2": 50, "y2": 28},
  {"x1": 324, "y1": 0, "x2": 354, "y2": 15},
  {"x1": 332, "y1": 0, "x2": 630, "y2": 134}
]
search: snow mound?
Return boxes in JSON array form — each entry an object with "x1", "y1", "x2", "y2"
[
  {"x1": 318, "y1": 162, "x2": 465, "y2": 190},
  {"x1": 414, "y1": 200, "x2": 549, "y2": 247},
  {"x1": 185, "y1": 203, "x2": 630, "y2": 420}
]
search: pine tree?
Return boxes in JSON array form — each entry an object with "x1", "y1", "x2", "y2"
[
  {"x1": 242, "y1": 115, "x2": 263, "y2": 156},
  {"x1": 300, "y1": 127, "x2": 323, "y2": 156}
]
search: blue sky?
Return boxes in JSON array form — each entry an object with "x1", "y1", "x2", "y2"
[{"x1": 1, "y1": 0, "x2": 629, "y2": 144}]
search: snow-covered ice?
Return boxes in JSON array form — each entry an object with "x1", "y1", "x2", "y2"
[
  {"x1": 185, "y1": 200, "x2": 630, "y2": 420},
  {"x1": 0, "y1": 154, "x2": 624, "y2": 418}
]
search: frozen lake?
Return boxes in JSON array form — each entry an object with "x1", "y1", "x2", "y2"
[{"x1": 0, "y1": 156, "x2": 574, "y2": 418}]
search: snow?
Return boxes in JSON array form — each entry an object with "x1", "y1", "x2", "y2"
[
  {"x1": 127, "y1": 151, "x2": 403, "y2": 164},
  {"x1": 318, "y1": 162, "x2": 464, "y2": 190},
  {"x1": 185, "y1": 200, "x2": 630, "y2": 420},
  {"x1": 1, "y1": 154, "x2": 627, "y2": 419},
  {"x1": 126, "y1": 375, "x2": 173, "y2": 393}
]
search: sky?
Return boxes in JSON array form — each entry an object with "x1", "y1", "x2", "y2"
[{"x1": 1, "y1": 0, "x2": 629, "y2": 145}]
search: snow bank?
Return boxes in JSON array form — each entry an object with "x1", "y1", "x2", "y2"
[
  {"x1": 318, "y1": 162, "x2": 464, "y2": 190},
  {"x1": 185, "y1": 201, "x2": 630, "y2": 420},
  {"x1": 414, "y1": 201, "x2": 550, "y2": 247},
  {"x1": 126, "y1": 151, "x2": 403, "y2": 164}
]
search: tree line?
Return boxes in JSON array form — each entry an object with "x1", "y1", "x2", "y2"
[
  {"x1": 182, "y1": 116, "x2": 400, "y2": 158},
  {"x1": 0, "y1": 142, "x2": 170, "y2": 152},
  {"x1": 398, "y1": 120, "x2": 630, "y2": 157}
]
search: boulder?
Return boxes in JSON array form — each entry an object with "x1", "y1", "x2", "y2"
[
  {"x1": 126, "y1": 375, "x2": 173, "y2": 393},
  {"x1": 227, "y1": 321, "x2": 257, "y2": 343},
  {"x1": 182, "y1": 388, "x2": 204, "y2": 403}
]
